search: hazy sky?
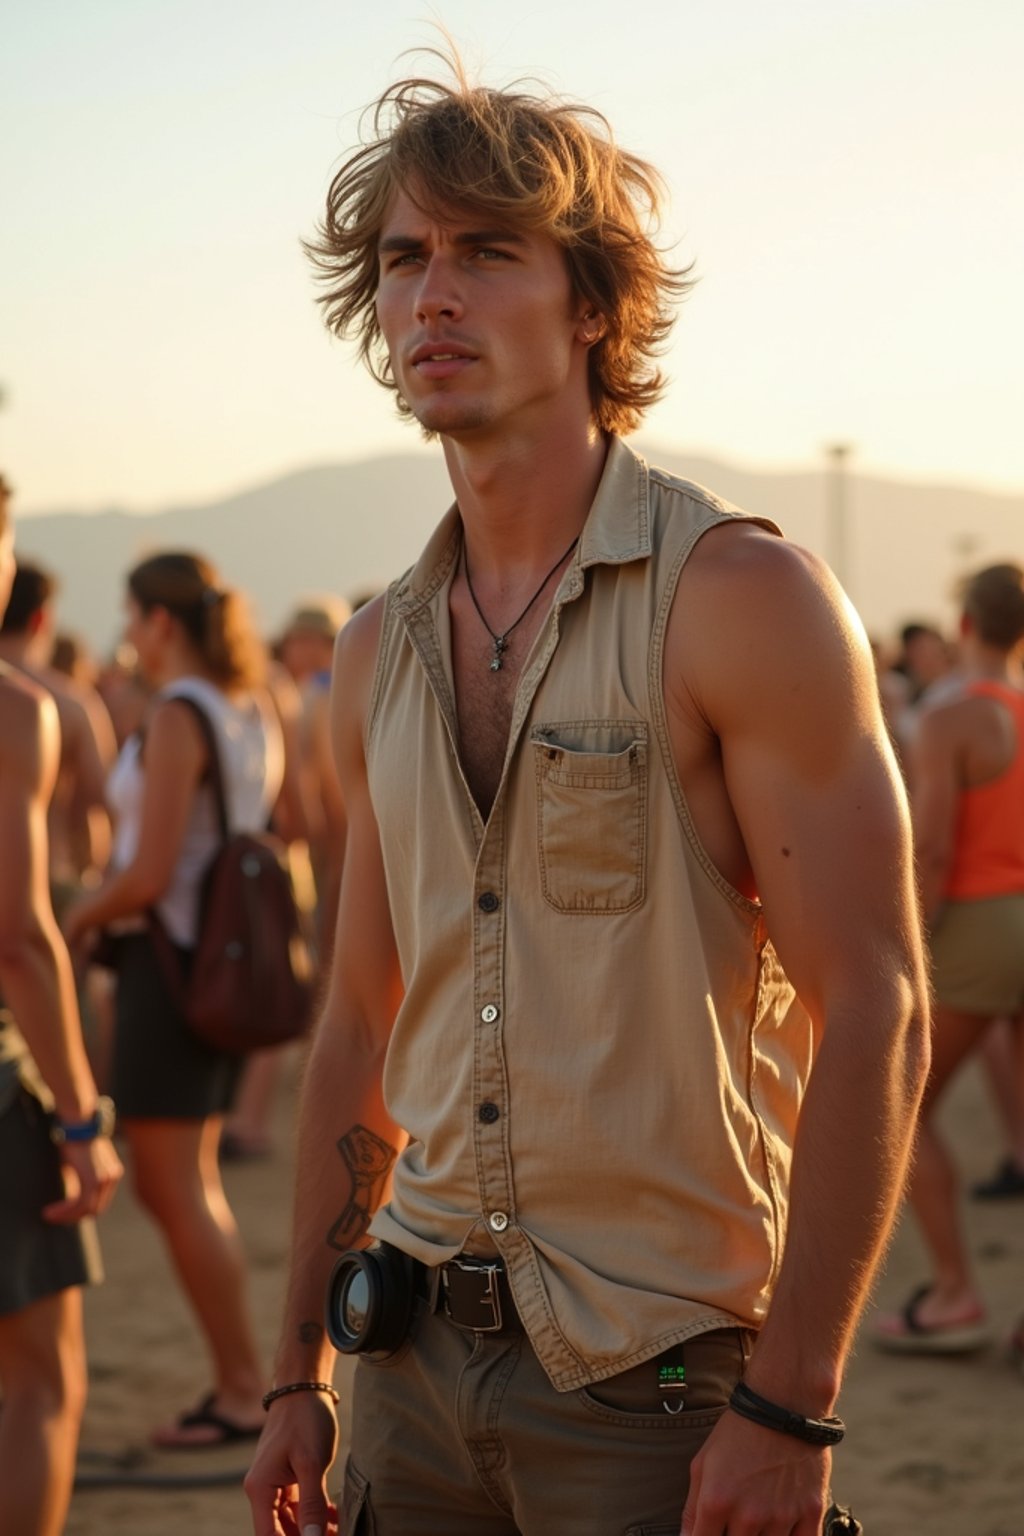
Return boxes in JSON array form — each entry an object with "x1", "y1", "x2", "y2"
[{"x1": 4, "y1": 0, "x2": 1021, "y2": 513}]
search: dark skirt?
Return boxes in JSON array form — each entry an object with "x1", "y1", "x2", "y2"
[{"x1": 112, "y1": 931, "x2": 242, "y2": 1119}]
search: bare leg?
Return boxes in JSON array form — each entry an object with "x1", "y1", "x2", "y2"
[
  {"x1": 222, "y1": 1047, "x2": 290, "y2": 1157},
  {"x1": 122, "y1": 1115, "x2": 265, "y2": 1441},
  {"x1": 881, "y1": 1004, "x2": 990, "y2": 1333},
  {"x1": 0, "y1": 1288, "x2": 87, "y2": 1536},
  {"x1": 1006, "y1": 1016, "x2": 1024, "y2": 1170},
  {"x1": 976, "y1": 1018, "x2": 1024, "y2": 1167}
]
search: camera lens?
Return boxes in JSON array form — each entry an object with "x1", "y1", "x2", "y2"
[
  {"x1": 325, "y1": 1243, "x2": 415, "y2": 1358},
  {"x1": 341, "y1": 1267, "x2": 371, "y2": 1336},
  {"x1": 327, "y1": 1252, "x2": 378, "y2": 1352}
]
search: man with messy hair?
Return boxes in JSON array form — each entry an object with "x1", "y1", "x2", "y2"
[{"x1": 248, "y1": 58, "x2": 928, "y2": 1536}]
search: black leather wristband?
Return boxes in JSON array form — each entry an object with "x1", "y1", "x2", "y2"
[
  {"x1": 728, "y1": 1381, "x2": 845, "y2": 1446},
  {"x1": 261, "y1": 1381, "x2": 340, "y2": 1411}
]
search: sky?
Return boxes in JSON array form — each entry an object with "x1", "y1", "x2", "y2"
[{"x1": 3, "y1": 0, "x2": 1022, "y2": 514}]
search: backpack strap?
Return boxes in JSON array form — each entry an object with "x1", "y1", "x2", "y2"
[{"x1": 163, "y1": 692, "x2": 231, "y2": 843}]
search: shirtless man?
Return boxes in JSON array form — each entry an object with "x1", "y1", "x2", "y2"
[
  {"x1": 247, "y1": 64, "x2": 929, "y2": 1536},
  {"x1": 0, "y1": 483, "x2": 122, "y2": 1536},
  {"x1": 0, "y1": 557, "x2": 117, "y2": 889}
]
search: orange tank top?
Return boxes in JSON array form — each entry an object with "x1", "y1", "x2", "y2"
[{"x1": 945, "y1": 681, "x2": 1024, "y2": 900}]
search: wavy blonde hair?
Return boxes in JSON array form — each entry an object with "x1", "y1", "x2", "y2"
[{"x1": 305, "y1": 55, "x2": 694, "y2": 435}]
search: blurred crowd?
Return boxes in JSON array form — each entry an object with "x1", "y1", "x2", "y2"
[{"x1": 0, "y1": 471, "x2": 374, "y2": 1530}]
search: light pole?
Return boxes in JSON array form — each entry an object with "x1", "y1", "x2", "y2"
[{"x1": 825, "y1": 442, "x2": 854, "y2": 596}]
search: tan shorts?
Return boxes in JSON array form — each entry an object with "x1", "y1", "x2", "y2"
[{"x1": 929, "y1": 894, "x2": 1024, "y2": 1016}]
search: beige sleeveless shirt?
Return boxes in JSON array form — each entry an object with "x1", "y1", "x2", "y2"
[{"x1": 365, "y1": 437, "x2": 814, "y2": 1391}]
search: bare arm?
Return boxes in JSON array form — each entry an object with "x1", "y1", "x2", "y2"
[
  {"x1": 245, "y1": 599, "x2": 404, "y2": 1536},
  {"x1": 670, "y1": 529, "x2": 930, "y2": 1535},
  {"x1": 0, "y1": 680, "x2": 122, "y2": 1218},
  {"x1": 67, "y1": 682, "x2": 118, "y2": 875},
  {"x1": 266, "y1": 662, "x2": 319, "y2": 846},
  {"x1": 908, "y1": 706, "x2": 962, "y2": 921},
  {"x1": 308, "y1": 684, "x2": 347, "y2": 957},
  {"x1": 62, "y1": 698, "x2": 206, "y2": 942}
]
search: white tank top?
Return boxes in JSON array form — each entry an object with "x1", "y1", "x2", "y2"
[{"x1": 107, "y1": 676, "x2": 284, "y2": 946}]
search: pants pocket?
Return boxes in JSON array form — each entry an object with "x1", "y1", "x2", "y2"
[
  {"x1": 339, "y1": 1459, "x2": 375, "y2": 1535},
  {"x1": 579, "y1": 1329, "x2": 749, "y2": 1426}
]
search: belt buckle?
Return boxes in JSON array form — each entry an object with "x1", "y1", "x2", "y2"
[{"x1": 442, "y1": 1257, "x2": 504, "y2": 1333}]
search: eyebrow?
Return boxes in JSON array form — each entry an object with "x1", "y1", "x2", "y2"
[{"x1": 378, "y1": 228, "x2": 528, "y2": 254}]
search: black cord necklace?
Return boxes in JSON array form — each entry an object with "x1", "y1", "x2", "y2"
[{"x1": 463, "y1": 534, "x2": 580, "y2": 672}]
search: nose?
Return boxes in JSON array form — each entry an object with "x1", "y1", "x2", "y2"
[{"x1": 414, "y1": 253, "x2": 463, "y2": 324}]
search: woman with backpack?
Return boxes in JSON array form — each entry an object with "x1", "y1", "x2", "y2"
[{"x1": 64, "y1": 551, "x2": 284, "y2": 1446}]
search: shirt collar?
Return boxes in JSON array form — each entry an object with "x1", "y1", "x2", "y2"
[{"x1": 394, "y1": 435, "x2": 652, "y2": 615}]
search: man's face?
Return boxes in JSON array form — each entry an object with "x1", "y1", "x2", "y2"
[
  {"x1": 375, "y1": 186, "x2": 592, "y2": 441},
  {"x1": 280, "y1": 627, "x2": 334, "y2": 685}
]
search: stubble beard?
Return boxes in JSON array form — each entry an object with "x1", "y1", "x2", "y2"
[{"x1": 413, "y1": 396, "x2": 496, "y2": 442}]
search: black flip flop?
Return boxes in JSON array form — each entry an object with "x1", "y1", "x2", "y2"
[
  {"x1": 875, "y1": 1283, "x2": 991, "y2": 1354},
  {"x1": 152, "y1": 1392, "x2": 264, "y2": 1449}
]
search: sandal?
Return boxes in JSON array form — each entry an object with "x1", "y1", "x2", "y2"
[
  {"x1": 150, "y1": 1391, "x2": 265, "y2": 1449},
  {"x1": 873, "y1": 1283, "x2": 990, "y2": 1354},
  {"x1": 970, "y1": 1156, "x2": 1024, "y2": 1200}
]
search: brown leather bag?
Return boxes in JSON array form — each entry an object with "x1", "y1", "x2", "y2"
[{"x1": 149, "y1": 696, "x2": 316, "y2": 1053}]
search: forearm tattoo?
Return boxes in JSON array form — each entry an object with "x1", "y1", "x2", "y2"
[{"x1": 326, "y1": 1124, "x2": 398, "y2": 1251}]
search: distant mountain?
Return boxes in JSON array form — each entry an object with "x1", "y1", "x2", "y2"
[{"x1": 16, "y1": 443, "x2": 1023, "y2": 655}]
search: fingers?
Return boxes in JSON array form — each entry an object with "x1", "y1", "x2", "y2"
[
  {"x1": 43, "y1": 1140, "x2": 123, "y2": 1223},
  {"x1": 245, "y1": 1474, "x2": 297, "y2": 1536}
]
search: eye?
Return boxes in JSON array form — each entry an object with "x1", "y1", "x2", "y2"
[{"x1": 474, "y1": 247, "x2": 513, "y2": 262}]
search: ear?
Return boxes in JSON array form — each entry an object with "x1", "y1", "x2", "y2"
[
  {"x1": 149, "y1": 604, "x2": 176, "y2": 641},
  {"x1": 575, "y1": 308, "x2": 606, "y2": 346}
]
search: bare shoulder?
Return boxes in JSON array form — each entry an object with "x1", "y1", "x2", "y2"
[
  {"x1": 334, "y1": 591, "x2": 387, "y2": 678},
  {"x1": 0, "y1": 665, "x2": 58, "y2": 781},
  {"x1": 330, "y1": 593, "x2": 388, "y2": 746},
  {"x1": 681, "y1": 521, "x2": 839, "y2": 634},
  {"x1": 669, "y1": 521, "x2": 876, "y2": 732},
  {"x1": 915, "y1": 685, "x2": 991, "y2": 750}
]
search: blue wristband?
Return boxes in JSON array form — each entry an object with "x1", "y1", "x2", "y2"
[{"x1": 50, "y1": 1096, "x2": 116, "y2": 1145}]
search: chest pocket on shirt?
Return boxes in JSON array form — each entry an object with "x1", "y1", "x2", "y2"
[{"x1": 531, "y1": 721, "x2": 648, "y2": 914}]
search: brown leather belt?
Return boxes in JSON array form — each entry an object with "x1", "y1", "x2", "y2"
[{"x1": 415, "y1": 1254, "x2": 522, "y2": 1334}]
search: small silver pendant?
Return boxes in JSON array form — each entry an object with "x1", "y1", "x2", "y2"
[{"x1": 490, "y1": 655, "x2": 503, "y2": 672}]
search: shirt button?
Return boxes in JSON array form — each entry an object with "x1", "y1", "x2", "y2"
[
  {"x1": 478, "y1": 1101, "x2": 500, "y2": 1124},
  {"x1": 489, "y1": 1211, "x2": 509, "y2": 1233},
  {"x1": 478, "y1": 891, "x2": 500, "y2": 913},
  {"x1": 480, "y1": 1004, "x2": 499, "y2": 1024}
]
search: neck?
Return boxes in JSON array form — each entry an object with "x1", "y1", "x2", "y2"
[
  {"x1": 443, "y1": 421, "x2": 608, "y2": 582},
  {"x1": 151, "y1": 646, "x2": 216, "y2": 691},
  {"x1": 961, "y1": 639, "x2": 1021, "y2": 683},
  {"x1": 0, "y1": 633, "x2": 37, "y2": 668}
]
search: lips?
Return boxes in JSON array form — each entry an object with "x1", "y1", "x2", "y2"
[{"x1": 409, "y1": 341, "x2": 478, "y2": 373}]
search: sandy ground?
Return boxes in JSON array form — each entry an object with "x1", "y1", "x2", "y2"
[{"x1": 66, "y1": 1052, "x2": 1023, "y2": 1536}]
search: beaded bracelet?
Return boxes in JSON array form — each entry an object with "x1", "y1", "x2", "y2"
[{"x1": 262, "y1": 1381, "x2": 341, "y2": 1411}]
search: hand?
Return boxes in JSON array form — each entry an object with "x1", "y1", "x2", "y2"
[
  {"x1": 244, "y1": 1392, "x2": 339, "y2": 1536},
  {"x1": 44, "y1": 1135, "x2": 123, "y2": 1223},
  {"x1": 61, "y1": 894, "x2": 98, "y2": 951},
  {"x1": 681, "y1": 1409, "x2": 831, "y2": 1535}
]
